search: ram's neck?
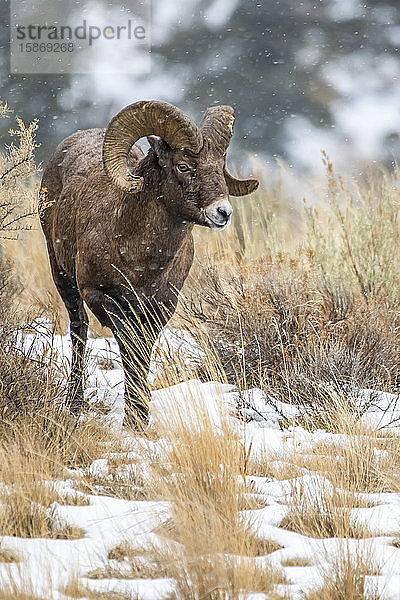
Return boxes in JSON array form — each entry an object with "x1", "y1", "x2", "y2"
[{"x1": 115, "y1": 156, "x2": 193, "y2": 268}]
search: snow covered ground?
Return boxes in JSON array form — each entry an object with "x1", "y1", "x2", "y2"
[{"x1": 3, "y1": 327, "x2": 400, "y2": 599}]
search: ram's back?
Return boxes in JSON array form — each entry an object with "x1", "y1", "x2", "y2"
[{"x1": 40, "y1": 128, "x2": 144, "y2": 275}]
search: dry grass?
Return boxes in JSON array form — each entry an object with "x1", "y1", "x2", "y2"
[
  {"x1": 50, "y1": 489, "x2": 91, "y2": 506},
  {"x1": 89, "y1": 399, "x2": 284, "y2": 597},
  {"x1": 0, "y1": 331, "x2": 125, "y2": 540},
  {"x1": 0, "y1": 594, "x2": 46, "y2": 600},
  {"x1": 247, "y1": 397, "x2": 400, "y2": 557},
  {"x1": 0, "y1": 444, "x2": 85, "y2": 539},
  {"x1": 246, "y1": 406, "x2": 389, "y2": 540},
  {"x1": 75, "y1": 452, "x2": 148, "y2": 500},
  {"x1": 153, "y1": 411, "x2": 258, "y2": 555},
  {"x1": 298, "y1": 412, "x2": 396, "y2": 494},
  {"x1": 280, "y1": 481, "x2": 372, "y2": 539},
  {"x1": 308, "y1": 435, "x2": 394, "y2": 495},
  {"x1": 281, "y1": 557, "x2": 312, "y2": 567},
  {"x1": 163, "y1": 548, "x2": 284, "y2": 599},
  {"x1": 248, "y1": 415, "x2": 400, "y2": 498},
  {"x1": 247, "y1": 453, "x2": 305, "y2": 481},
  {"x1": 182, "y1": 259, "x2": 400, "y2": 430},
  {"x1": 0, "y1": 546, "x2": 19, "y2": 563},
  {"x1": 0, "y1": 560, "x2": 54, "y2": 600},
  {"x1": 62, "y1": 578, "x2": 132, "y2": 599},
  {"x1": 0, "y1": 404, "x2": 134, "y2": 538},
  {"x1": 87, "y1": 560, "x2": 165, "y2": 581},
  {"x1": 0, "y1": 396, "x2": 123, "y2": 472},
  {"x1": 0, "y1": 493, "x2": 84, "y2": 539},
  {"x1": 249, "y1": 418, "x2": 386, "y2": 539},
  {"x1": 0, "y1": 506, "x2": 84, "y2": 540},
  {"x1": 0, "y1": 317, "x2": 130, "y2": 475},
  {"x1": 107, "y1": 541, "x2": 141, "y2": 562},
  {"x1": 180, "y1": 163, "x2": 400, "y2": 432},
  {"x1": 304, "y1": 543, "x2": 380, "y2": 600},
  {"x1": 145, "y1": 400, "x2": 284, "y2": 597},
  {"x1": 94, "y1": 544, "x2": 285, "y2": 598}
]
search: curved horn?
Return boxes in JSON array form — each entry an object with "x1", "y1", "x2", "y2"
[
  {"x1": 223, "y1": 167, "x2": 259, "y2": 197},
  {"x1": 103, "y1": 100, "x2": 203, "y2": 192},
  {"x1": 200, "y1": 105, "x2": 235, "y2": 153},
  {"x1": 200, "y1": 105, "x2": 259, "y2": 196}
]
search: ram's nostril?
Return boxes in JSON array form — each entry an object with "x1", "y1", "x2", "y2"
[{"x1": 217, "y1": 206, "x2": 232, "y2": 221}]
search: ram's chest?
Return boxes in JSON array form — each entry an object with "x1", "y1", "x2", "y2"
[
  {"x1": 77, "y1": 234, "x2": 192, "y2": 303},
  {"x1": 116, "y1": 237, "x2": 193, "y2": 297}
]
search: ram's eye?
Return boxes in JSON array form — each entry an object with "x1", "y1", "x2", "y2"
[{"x1": 177, "y1": 163, "x2": 190, "y2": 173}]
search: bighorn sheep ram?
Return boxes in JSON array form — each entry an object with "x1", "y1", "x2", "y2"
[{"x1": 40, "y1": 100, "x2": 259, "y2": 426}]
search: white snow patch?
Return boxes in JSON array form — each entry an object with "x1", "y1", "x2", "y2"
[{"x1": 6, "y1": 326, "x2": 400, "y2": 598}]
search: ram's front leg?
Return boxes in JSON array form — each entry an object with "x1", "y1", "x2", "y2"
[
  {"x1": 113, "y1": 301, "x2": 167, "y2": 428},
  {"x1": 115, "y1": 327, "x2": 152, "y2": 428},
  {"x1": 82, "y1": 289, "x2": 155, "y2": 428}
]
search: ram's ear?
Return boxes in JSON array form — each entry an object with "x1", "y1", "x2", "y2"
[
  {"x1": 224, "y1": 166, "x2": 259, "y2": 196},
  {"x1": 147, "y1": 135, "x2": 171, "y2": 167}
]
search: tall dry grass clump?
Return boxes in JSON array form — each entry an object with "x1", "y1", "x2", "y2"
[
  {"x1": 0, "y1": 443, "x2": 84, "y2": 539},
  {"x1": 181, "y1": 159, "x2": 400, "y2": 428},
  {"x1": 0, "y1": 324, "x2": 122, "y2": 538},
  {"x1": 0, "y1": 101, "x2": 38, "y2": 238},
  {"x1": 305, "y1": 543, "x2": 380, "y2": 600},
  {"x1": 0, "y1": 323, "x2": 127, "y2": 539},
  {"x1": 144, "y1": 400, "x2": 283, "y2": 598},
  {"x1": 86, "y1": 396, "x2": 284, "y2": 597},
  {"x1": 307, "y1": 153, "x2": 400, "y2": 306},
  {"x1": 279, "y1": 472, "x2": 372, "y2": 540},
  {"x1": 0, "y1": 102, "x2": 126, "y2": 541},
  {"x1": 0, "y1": 101, "x2": 38, "y2": 323},
  {"x1": 0, "y1": 100, "x2": 65, "y2": 323}
]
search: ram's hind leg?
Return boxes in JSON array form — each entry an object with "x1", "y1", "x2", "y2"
[
  {"x1": 65, "y1": 287, "x2": 89, "y2": 412},
  {"x1": 49, "y1": 260, "x2": 88, "y2": 412}
]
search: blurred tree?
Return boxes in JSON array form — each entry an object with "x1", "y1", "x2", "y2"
[
  {"x1": 0, "y1": 0, "x2": 399, "y2": 168},
  {"x1": 153, "y1": 0, "x2": 400, "y2": 164}
]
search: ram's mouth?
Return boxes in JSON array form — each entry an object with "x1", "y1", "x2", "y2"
[{"x1": 204, "y1": 213, "x2": 230, "y2": 230}]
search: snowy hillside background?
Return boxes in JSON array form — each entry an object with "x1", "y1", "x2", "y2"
[{"x1": 1, "y1": 0, "x2": 399, "y2": 173}]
